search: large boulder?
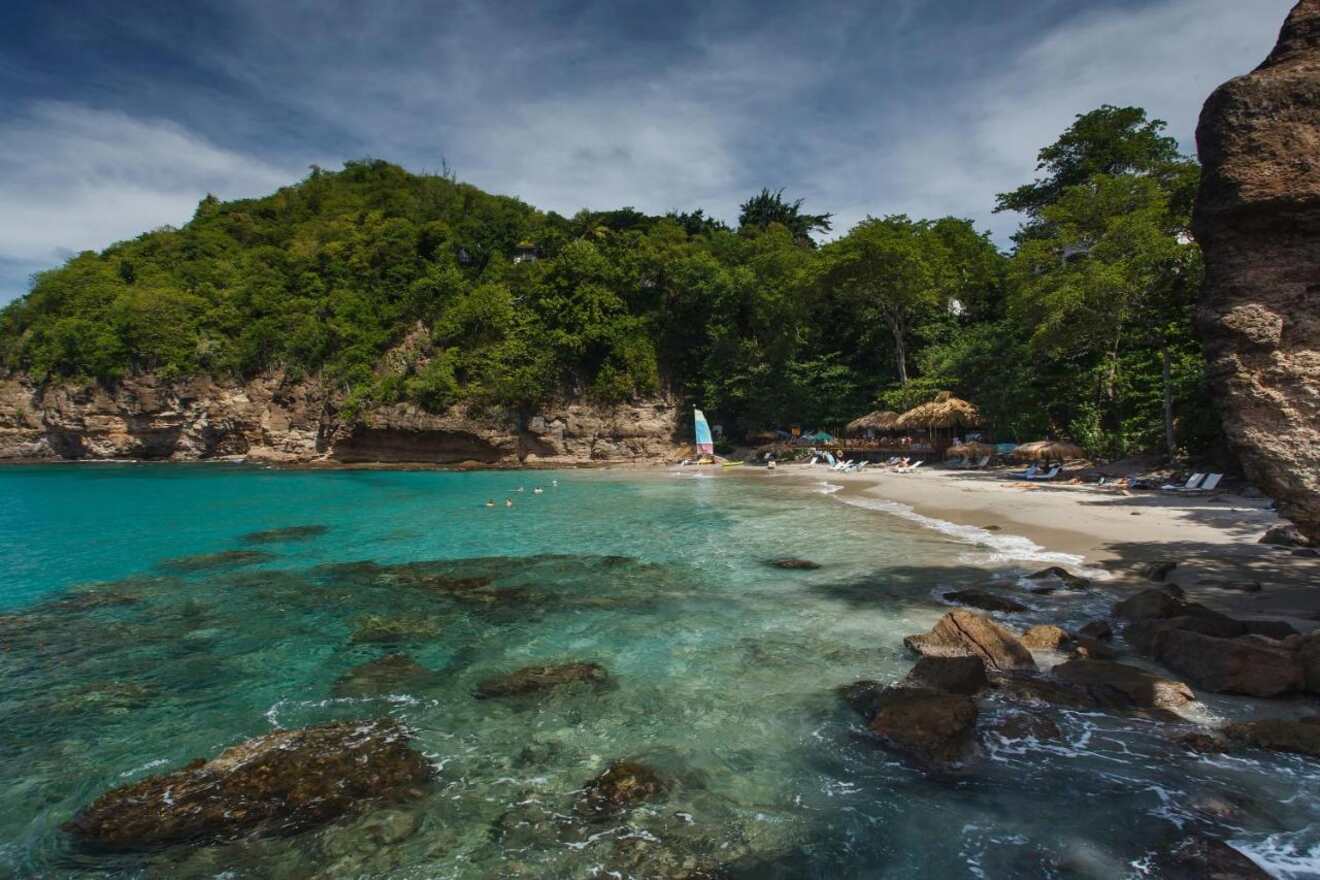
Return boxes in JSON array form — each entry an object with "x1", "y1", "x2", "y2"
[
  {"x1": 64, "y1": 719, "x2": 431, "y2": 849},
  {"x1": 1113, "y1": 589, "x2": 1185, "y2": 621},
  {"x1": 1052, "y1": 660, "x2": 1195, "y2": 711},
  {"x1": 1193, "y1": 3, "x2": 1320, "y2": 543},
  {"x1": 1151, "y1": 629, "x2": 1303, "y2": 697},
  {"x1": 866, "y1": 688, "x2": 979, "y2": 767},
  {"x1": 901, "y1": 656, "x2": 989, "y2": 695},
  {"x1": 903, "y1": 610, "x2": 1037, "y2": 673},
  {"x1": 1021, "y1": 625, "x2": 1071, "y2": 651},
  {"x1": 1225, "y1": 716, "x2": 1320, "y2": 757}
]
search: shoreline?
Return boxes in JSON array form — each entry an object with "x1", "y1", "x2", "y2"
[{"x1": 758, "y1": 463, "x2": 1320, "y2": 626}]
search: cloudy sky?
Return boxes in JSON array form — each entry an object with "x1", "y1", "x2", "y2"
[{"x1": 0, "y1": 0, "x2": 1294, "y2": 304}]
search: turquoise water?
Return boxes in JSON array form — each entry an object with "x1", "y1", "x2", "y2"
[{"x1": 1, "y1": 465, "x2": 1318, "y2": 878}]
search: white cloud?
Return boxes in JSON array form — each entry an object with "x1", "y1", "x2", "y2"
[{"x1": 0, "y1": 102, "x2": 301, "y2": 299}]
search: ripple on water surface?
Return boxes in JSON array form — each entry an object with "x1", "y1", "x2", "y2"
[{"x1": 0, "y1": 466, "x2": 1315, "y2": 878}]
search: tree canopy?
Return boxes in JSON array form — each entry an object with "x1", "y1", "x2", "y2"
[{"x1": 0, "y1": 106, "x2": 1223, "y2": 461}]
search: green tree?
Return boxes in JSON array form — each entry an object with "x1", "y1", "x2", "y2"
[{"x1": 737, "y1": 189, "x2": 832, "y2": 246}]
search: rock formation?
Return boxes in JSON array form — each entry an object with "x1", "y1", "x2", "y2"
[
  {"x1": 0, "y1": 372, "x2": 682, "y2": 465},
  {"x1": 64, "y1": 718, "x2": 431, "y2": 849},
  {"x1": 1194, "y1": 2, "x2": 1320, "y2": 541}
]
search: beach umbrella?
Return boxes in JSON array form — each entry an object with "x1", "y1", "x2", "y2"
[
  {"x1": 846, "y1": 410, "x2": 901, "y2": 433},
  {"x1": 896, "y1": 392, "x2": 981, "y2": 430},
  {"x1": 1013, "y1": 440, "x2": 1085, "y2": 462}
]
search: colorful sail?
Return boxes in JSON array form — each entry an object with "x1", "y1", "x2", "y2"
[{"x1": 693, "y1": 409, "x2": 714, "y2": 455}]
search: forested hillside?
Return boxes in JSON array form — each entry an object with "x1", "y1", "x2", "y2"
[{"x1": 0, "y1": 105, "x2": 1216, "y2": 459}]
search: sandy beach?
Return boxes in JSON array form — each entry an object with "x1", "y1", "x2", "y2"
[{"x1": 762, "y1": 462, "x2": 1320, "y2": 627}]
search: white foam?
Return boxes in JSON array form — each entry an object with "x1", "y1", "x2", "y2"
[
  {"x1": 1234, "y1": 829, "x2": 1320, "y2": 879},
  {"x1": 816, "y1": 481, "x2": 843, "y2": 495},
  {"x1": 832, "y1": 494, "x2": 1110, "y2": 578}
]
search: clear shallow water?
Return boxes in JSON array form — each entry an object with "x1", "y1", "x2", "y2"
[{"x1": 1, "y1": 465, "x2": 1318, "y2": 879}]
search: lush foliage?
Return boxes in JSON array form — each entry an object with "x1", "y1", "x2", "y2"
[{"x1": 0, "y1": 105, "x2": 1220, "y2": 460}]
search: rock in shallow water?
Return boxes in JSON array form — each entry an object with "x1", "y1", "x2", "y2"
[
  {"x1": 157, "y1": 550, "x2": 275, "y2": 573},
  {"x1": 903, "y1": 610, "x2": 1037, "y2": 673},
  {"x1": 768, "y1": 558, "x2": 821, "y2": 570},
  {"x1": 1051, "y1": 659, "x2": 1195, "y2": 711},
  {"x1": 1152, "y1": 834, "x2": 1270, "y2": 879},
  {"x1": 474, "y1": 662, "x2": 609, "y2": 699},
  {"x1": 332, "y1": 654, "x2": 439, "y2": 698},
  {"x1": 866, "y1": 688, "x2": 979, "y2": 768},
  {"x1": 576, "y1": 760, "x2": 668, "y2": 817},
  {"x1": 1225, "y1": 716, "x2": 1320, "y2": 757},
  {"x1": 901, "y1": 655, "x2": 989, "y2": 695},
  {"x1": 242, "y1": 524, "x2": 328, "y2": 544},
  {"x1": 64, "y1": 718, "x2": 432, "y2": 849},
  {"x1": 942, "y1": 589, "x2": 1027, "y2": 613}
]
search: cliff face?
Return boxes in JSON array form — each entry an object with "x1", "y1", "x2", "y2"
[
  {"x1": 1193, "y1": 1, "x2": 1320, "y2": 540},
  {"x1": 0, "y1": 374, "x2": 683, "y2": 466}
]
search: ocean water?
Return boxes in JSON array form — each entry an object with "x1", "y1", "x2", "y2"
[{"x1": 1, "y1": 465, "x2": 1318, "y2": 879}]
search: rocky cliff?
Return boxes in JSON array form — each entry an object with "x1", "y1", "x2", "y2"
[
  {"x1": 0, "y1": 374, "x2": 684, "y2": 466},
  {"x1": 1193, "y1": 0, "x2": 1320, "y2": 541}
]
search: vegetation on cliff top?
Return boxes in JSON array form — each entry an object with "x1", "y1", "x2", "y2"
[{"x1": 0, "y1": 105, "x2": 1215, "y2": 458}]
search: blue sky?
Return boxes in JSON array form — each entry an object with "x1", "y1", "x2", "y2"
[{"x1": 0, "y1": 0, "x2": 1294, "y2": 305}]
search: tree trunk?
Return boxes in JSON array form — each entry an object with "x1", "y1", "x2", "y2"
[
  {"x1": 887, "y1": 315, "x2": 909, "y2": 384},
  {"x1": 1161, "y1": 342, "x2": 1176, "y2": 460}
]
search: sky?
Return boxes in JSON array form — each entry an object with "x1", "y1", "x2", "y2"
[{"x1": 0, "y1": 0, "x2": 1295, "y2": 305}]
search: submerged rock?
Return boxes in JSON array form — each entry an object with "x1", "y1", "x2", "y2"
[
  {"x1": 768, "y1": 558, "x2": 821, "y2": 570},
  {"x1": 1026, "y1": 567, "x2": 1089, "y2": 589},
  {"x1": 942, "y1": 589, "x2": 1027, "y2": 613},
  {"x1": 1151, "y1": 835, "x2": 1270, "y2": 879},
  {"x1": 903, "y1": 610, "x2": 1037, "y2": 673},
  {"x1": 576, "y1": 760, "x2": 668, "y2": 817},
  {"x1": 1225, "y1": 716, "x2": 1320, "y2": 757},
  {"x1": 1052, "y1": 659, "x2": 1195, "y2": 711},
  {"x1": 242, "y1": 525, "x2": 328, "y2": 544},
  {"x1": 986, "y1": 712, "x2": 1062, "y2": 743},
  {"x1": 474, "y1": 662, "x2": 609, "y2": 699},
  {"x1": 332, "y1": 654, "x2": 438, "y2": 698},
  {"x1": 157, "y1": 550, "x2": 275, "y2": 573},
  {"x1": 867, "y1": 688, "x2": 979, "y2": 768},
  {"x1": 64, "y1": 718, "x2": 431, "y2": 849},
  {"x1": 1021, "y1": 625, "x2": 1072, "y2": 651},
  {"x1": 350, "y1": 614, "x2": 442, "y2": 644}
]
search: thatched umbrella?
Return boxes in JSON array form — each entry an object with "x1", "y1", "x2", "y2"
[
  {"x1": 896, "y1": 392, "x2": 981, "y2": 430},
  {"x1": 846, "y1": 410, "x2": 901, "y2": 434},
  {"x1": 947, "y1": 441, "x2": 994, "y2": 460},
  {"x1": 1013, "y1": 440, "x2": 1085, "y2": 463}
]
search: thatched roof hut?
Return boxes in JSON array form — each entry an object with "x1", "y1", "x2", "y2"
[
  {"x1": 947, "y1": 441, "x2": 995, "y2": 460},
  {"x1": 846, "y1": 410, "x2": 901, "y2": 433},
  {"x1": 896, "y1": 392, "x2": 981, "y2": 430},
  {"x1": 1013, "y1": 440, "x2": 1086, "y2": 462}
]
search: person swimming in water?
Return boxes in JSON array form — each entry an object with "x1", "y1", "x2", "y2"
[
  {"x1": 505, "y1": 498, "x2": 513, "y2": 507},
  {"x1": 533, "y1": 487, "x2": 543, "y2": 495},
  {"x1": 551, "y1": 479, "x2": 559, "y2": 487},
  {"x1": 485, "y1": 499, "x2": 495, "y2": 508}
]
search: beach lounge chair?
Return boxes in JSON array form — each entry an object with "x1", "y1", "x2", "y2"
[
  {"x1": 975, "y1": 455, "x2": 991, "y2": 469},
  {"x1": 1007, "y1": 464, "x2": 1039, "y2": 479},
  {"x1": 1025, "y1": 466, "x2": 1060, "y2": 481},
  {"x1": 1161, "y1": 473, "x2": 1204, "y2": 491},
  {"x1": 895, "y1": 460, "x2": 924, "y2": 474},
  {"x1": 1183, "y1": 473, "x2": 1223, "y2": 493}
]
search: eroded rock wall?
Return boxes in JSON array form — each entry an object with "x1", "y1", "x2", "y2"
[
  {"x1": 0, "y1": 374, "x2": 682, "y2": 466},
  {"x1": 1193, "y1": 1, "x2": 1320, "y2": 540}
]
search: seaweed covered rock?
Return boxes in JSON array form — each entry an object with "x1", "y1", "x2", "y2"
[
  {"x1": 350, "y1": 615, "x2": 442, "y2": 644},
  {"x1": 64, "y1": 718, "x2": 431, "y2": 850},
  {"x1": 903, "y1": 610, "x2": 1037, "y2": 673},
  {"x1": 1193, "y1": 2, "x2": 1320, "y2": 543},
  {"x1": 576, "y1": 760, "x2": 668, "y2": 817},
  {"x1": 242, "y1": 525, "x2": 328, "y2": 544},
  {"x1": 474, "y1": 662, "x2": 609, "y2": 699}
]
